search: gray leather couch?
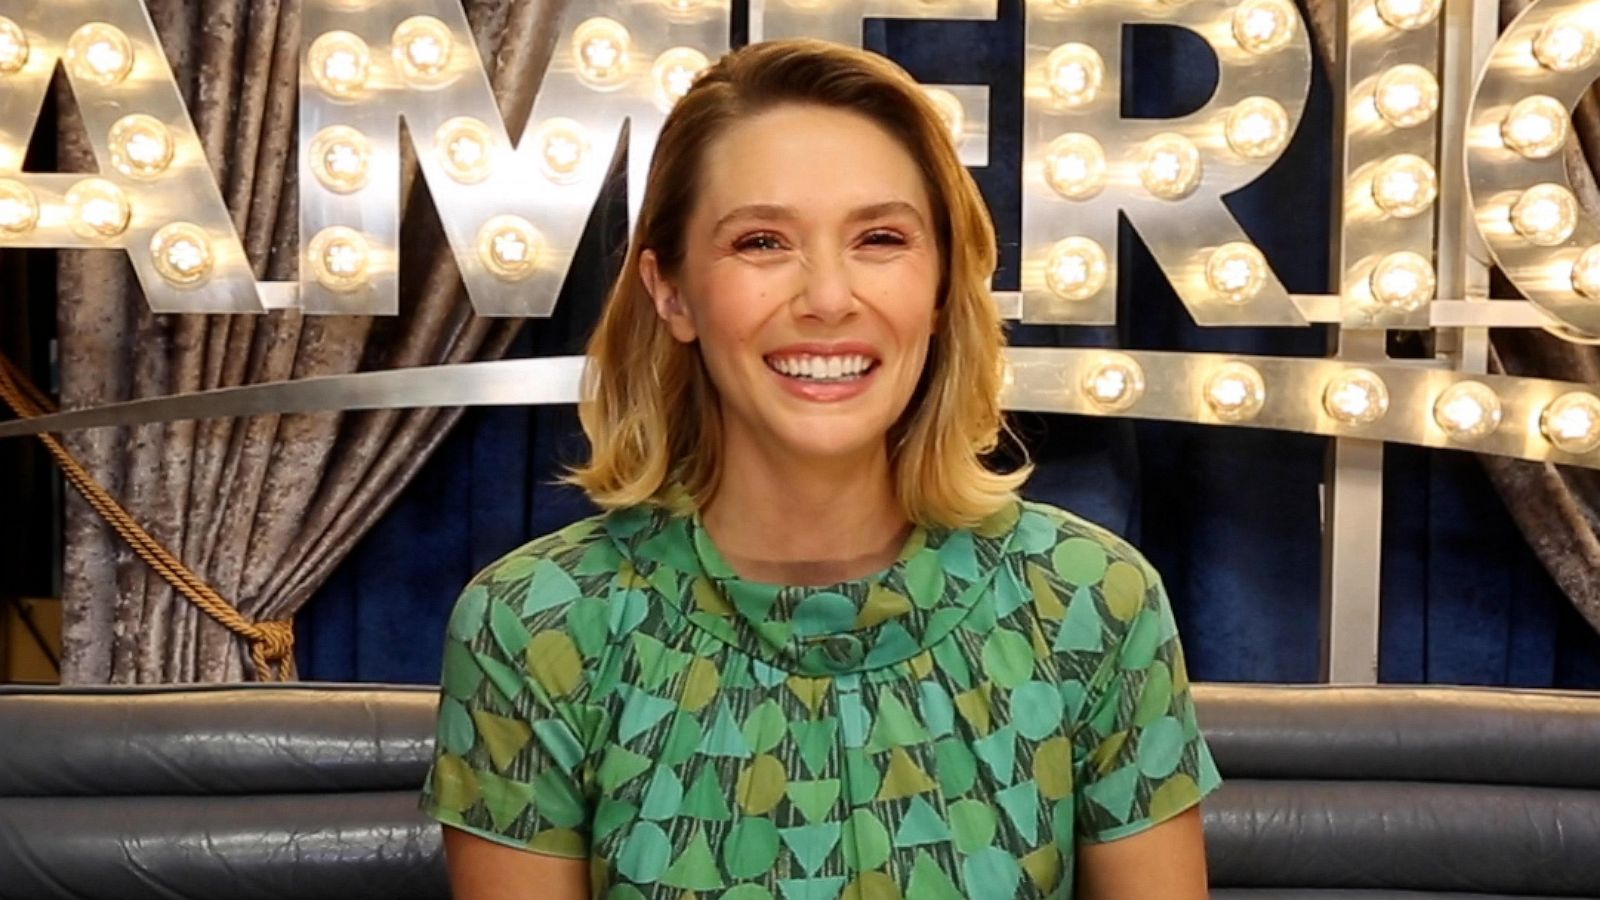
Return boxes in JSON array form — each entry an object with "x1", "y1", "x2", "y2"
[{"x1": 2, "y1": 683, "x2": 1596, "y2": 899}]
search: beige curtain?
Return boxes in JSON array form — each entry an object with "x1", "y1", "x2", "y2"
[
  {"x1": 1303, "y1": 0, "x2": 1600, "y2": 635},
  {"x1": 53, "y1": 0, "x2": 569, "y2": 682}
]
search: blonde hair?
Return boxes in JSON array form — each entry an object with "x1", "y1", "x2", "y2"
[{"x1": 564, "y1": 38, "x2": 1031, "y2": 528}]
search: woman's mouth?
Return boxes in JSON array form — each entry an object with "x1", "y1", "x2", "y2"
[
  {"x1": 763, "y1": 353, "x2": 880, "y2": 382},
  {"x1": 762, "y1": 352, "x2": 882, "y2": 402}
]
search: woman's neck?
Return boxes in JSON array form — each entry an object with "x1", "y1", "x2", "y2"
[{"x1": 699, "y1": 444, "x2": 911, "y2": 586}]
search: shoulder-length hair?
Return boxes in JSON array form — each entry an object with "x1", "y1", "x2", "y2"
[{"x1": 563, "y1": 38, "x2": 1030, "y2": 528}]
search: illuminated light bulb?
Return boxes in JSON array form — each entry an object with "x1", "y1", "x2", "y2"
[
  {"x1": 1045, "y1": 43, "x2": 1104, "y2": 108},
  {"x1": 1224, "y1": 97, "x2": 1289, "y2": 159},
  {"x1": 1369, "y1": 154, "x2": 1437, "y2": 219},
  {"x1": 1500, "y1": 95, "x2": 1569, "y2": 160},
  {"x1": 0, "y1": 17, "x2": 29, "y2": 74},
  {"x1": 477, "y1": 215, "x2": 544, "y2": 281},
  {"x1": 1570, "y1": 244, "x2": 1600, "y2": 299},
  {"x1": 1432, "y1": 382, "x2": 1503, "y2": 443},
  {"x1": 1534, "y1": 17, "x2": 1598, "y2": 72},
  {"x1": 1375, "y1": 0, "x2": 1441, "y2": 30},
  {"x1": 572, "y1": 17, "x2": 631, "y2": 88},
  {"x1": 149, "y1": 222, "x2": 214, "y2": 286},
  {"x1": 1322, "y1": 369, "x2": 1390, "y2": 426},
  {"x1": 1044, "y1": 236, "x2": 1108, "y2": 301},
  {"x1": 66, "y1": 178, "x2": 130, "y2": 238},
  {"x1": 309, "y1": 125, "x2": 371, "y2": 193},
  {"x1": 1138, "y1": 133, "x2": 1201, "y2": 200},
  {"x1": 1510, "y1": 183, "x2": 1579, "y2": 247},
  {"x1": 1205, "y1": 242, "x2": 1269, "y2": 304},
  {"x1": 1203, "y1": 362, "x2": 1266, "y2": 422},
  {"x1": 922, "y1": 88, "x2": 965, "y2": 145},
  {"x1": 531, "y1": 117, "x2": 592, "y2": 185},
  {"x1": 391, "y1": 16, "x2": 454, "y2": 86},
  {"x1": 1053, "y1": 0, "x2": 1089, "y2": 7},
  {"x1": 308, "y1": 31, "x2": 370, "y2": 98},
  {"x1": 435, "y1": 117, "x2": 495, "y2": 184},
  {"x1": 1043, "y1": 133, "x2": 1106, "y2": 200},
  {"x1": 664, "y1": 0, "x2": 703, "y2": 10},
  {"x1": 1369, "y1": 251, "x2": 1435, "y2": 312},
  {"x1": 1374, "y1": 65, "x2": 1439, "y2": 128},
  {"x1": 1232, "y1": 0, "x2": 1298, "y2": 55},
  {"x1": 1081, "y1": 353, "x2": 1145, "y2": 413},
  {"x1": 307, "y1": 226, "x2": 372, "y2": 293},
  {"x1": 107, "y1": 114, "x2": 174, "y2": 179},
  {"x1": 0, "y1": 179, "x2": 38, "y2": 234},
  {"x1": 651, "y1": 47, "x2": 709, "y2": 112},
  {"x1": 1540, "y1": 391, "x2": 1600, "y2": 454},
  {"x1": 66, "y1": 23, "x2": 134, "y2": 86}
]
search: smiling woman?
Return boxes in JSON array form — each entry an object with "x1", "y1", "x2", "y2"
[
  {"x1": 419, "y1": 38, "x2": 1220, "y2": 900},
  {"x1": 571, "y1": 38, "x2": 1024, "y2": 530},
  {"x1": 639, "y1": 101, "x2": 957, "y2": 531}
]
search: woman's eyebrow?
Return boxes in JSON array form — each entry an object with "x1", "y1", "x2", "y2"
[
  {"x1": 844, "y1": 200, "x2": 925, "y2": 227},
  {"x1": 713, "y1": 204, "x2": 798, "y2": 232},
  {"x1": 712, "y1": 200, "x2": 925, "y2": 233}
]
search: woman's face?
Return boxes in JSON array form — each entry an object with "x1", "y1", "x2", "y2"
[{"x1": 642, "y1": 102, "x2": 942, "y2": 470}]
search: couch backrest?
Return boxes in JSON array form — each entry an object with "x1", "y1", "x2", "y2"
[
  {"x1": 2, "y1": 683, "x2": 1597, "y2": 900},
  {"x1": 1196, "y1": 684, "x2": 1600, "y2": 900},
  {"x1": 0, "y1": 684, "x2": 444, "y2": 900}
]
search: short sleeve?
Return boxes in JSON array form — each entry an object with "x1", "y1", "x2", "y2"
[
  {"x1": 1071, "y1": 557, "x2": 1222, "y2": 843},
  {"x1": 418, "y1": 576, "x2": 599, "y2": 859}
]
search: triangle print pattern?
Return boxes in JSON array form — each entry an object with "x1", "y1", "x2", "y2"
[{"x1": 421, "y1": 498, "x2": 1222, "y2": 898}]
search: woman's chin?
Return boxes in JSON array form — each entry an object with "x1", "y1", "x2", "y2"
[{"x1": 766, "y1": 426, "x2": 888, "y2": 467}]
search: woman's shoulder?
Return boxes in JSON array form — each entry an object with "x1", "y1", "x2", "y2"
[
  {"x1": 1011, "y1": 497, "x2": 1162, "y2": 583},
  {"x1": 439, "y1": 511, "x2": 643, "y2": 701},
  {"x1": 451, "y1": 505, "x2": 670, "y2": 630},
  {"x1": 443, "y1": 511, "x2": 633, "y2": 646},
  {"x1": 468, "y1": 512, "x2": 619, "y2": 589}
]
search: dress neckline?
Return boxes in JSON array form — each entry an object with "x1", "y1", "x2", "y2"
[
  {"x1": 686, "y1": 506, "x2": 925, "y2": 593},
  {"x1": 612, "y1": 499, "x2": 1025, "y2": 676}
]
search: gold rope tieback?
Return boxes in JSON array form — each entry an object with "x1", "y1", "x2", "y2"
[{"x1": 0, "y1": 352, "x2": 293, "y2": 681}]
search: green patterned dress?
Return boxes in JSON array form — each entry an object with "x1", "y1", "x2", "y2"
[{"x1": 419, "y1": 498, "x2": 1221, "y2": 899}]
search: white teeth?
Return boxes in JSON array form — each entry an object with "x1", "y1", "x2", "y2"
[{"x1": 767, "y1": 353, "x2": 875, "y2": 381}]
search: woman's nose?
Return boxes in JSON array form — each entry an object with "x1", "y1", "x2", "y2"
[{"x1": 795, "y1": 251, "x2": 856, "y2": 321}]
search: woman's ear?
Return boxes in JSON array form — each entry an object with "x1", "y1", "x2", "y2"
[{"x1": 640, "y1": 249, "x2": 698, "y2": 343}]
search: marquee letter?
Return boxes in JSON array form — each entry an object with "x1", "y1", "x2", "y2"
[
  {"x1": 1467, "y1": 0, "x2": 1600, "y2": 336},
  {"x1": 1020, "y1": 0, "x2": 1313, "y2": 325},
  {"x1": 298, "y1": 0, "x2": 731, "y2": 315},
  {"x1": 0, "y1": 1, "x2": 262, "y2": 313}
]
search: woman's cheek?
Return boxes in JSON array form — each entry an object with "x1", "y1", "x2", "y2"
[{"x1": 697, "y1": 272, "x2": 768, "y2": 336}]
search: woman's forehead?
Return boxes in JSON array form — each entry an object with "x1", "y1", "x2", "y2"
[{"x1": 694, "y1": 104, "x2": 934, "y2": 221}]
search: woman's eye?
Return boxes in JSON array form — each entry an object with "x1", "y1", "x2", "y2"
[
  {"x1": 862, "y1": 230, "x2": 907, "y2": 247},
  {"x1": 736, "y1": 233, "x2": 784, "y2": 252}
]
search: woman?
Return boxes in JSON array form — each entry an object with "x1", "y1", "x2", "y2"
[{"x1": 421, "y1": 38, "x2": 1220, "y2": 899}]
